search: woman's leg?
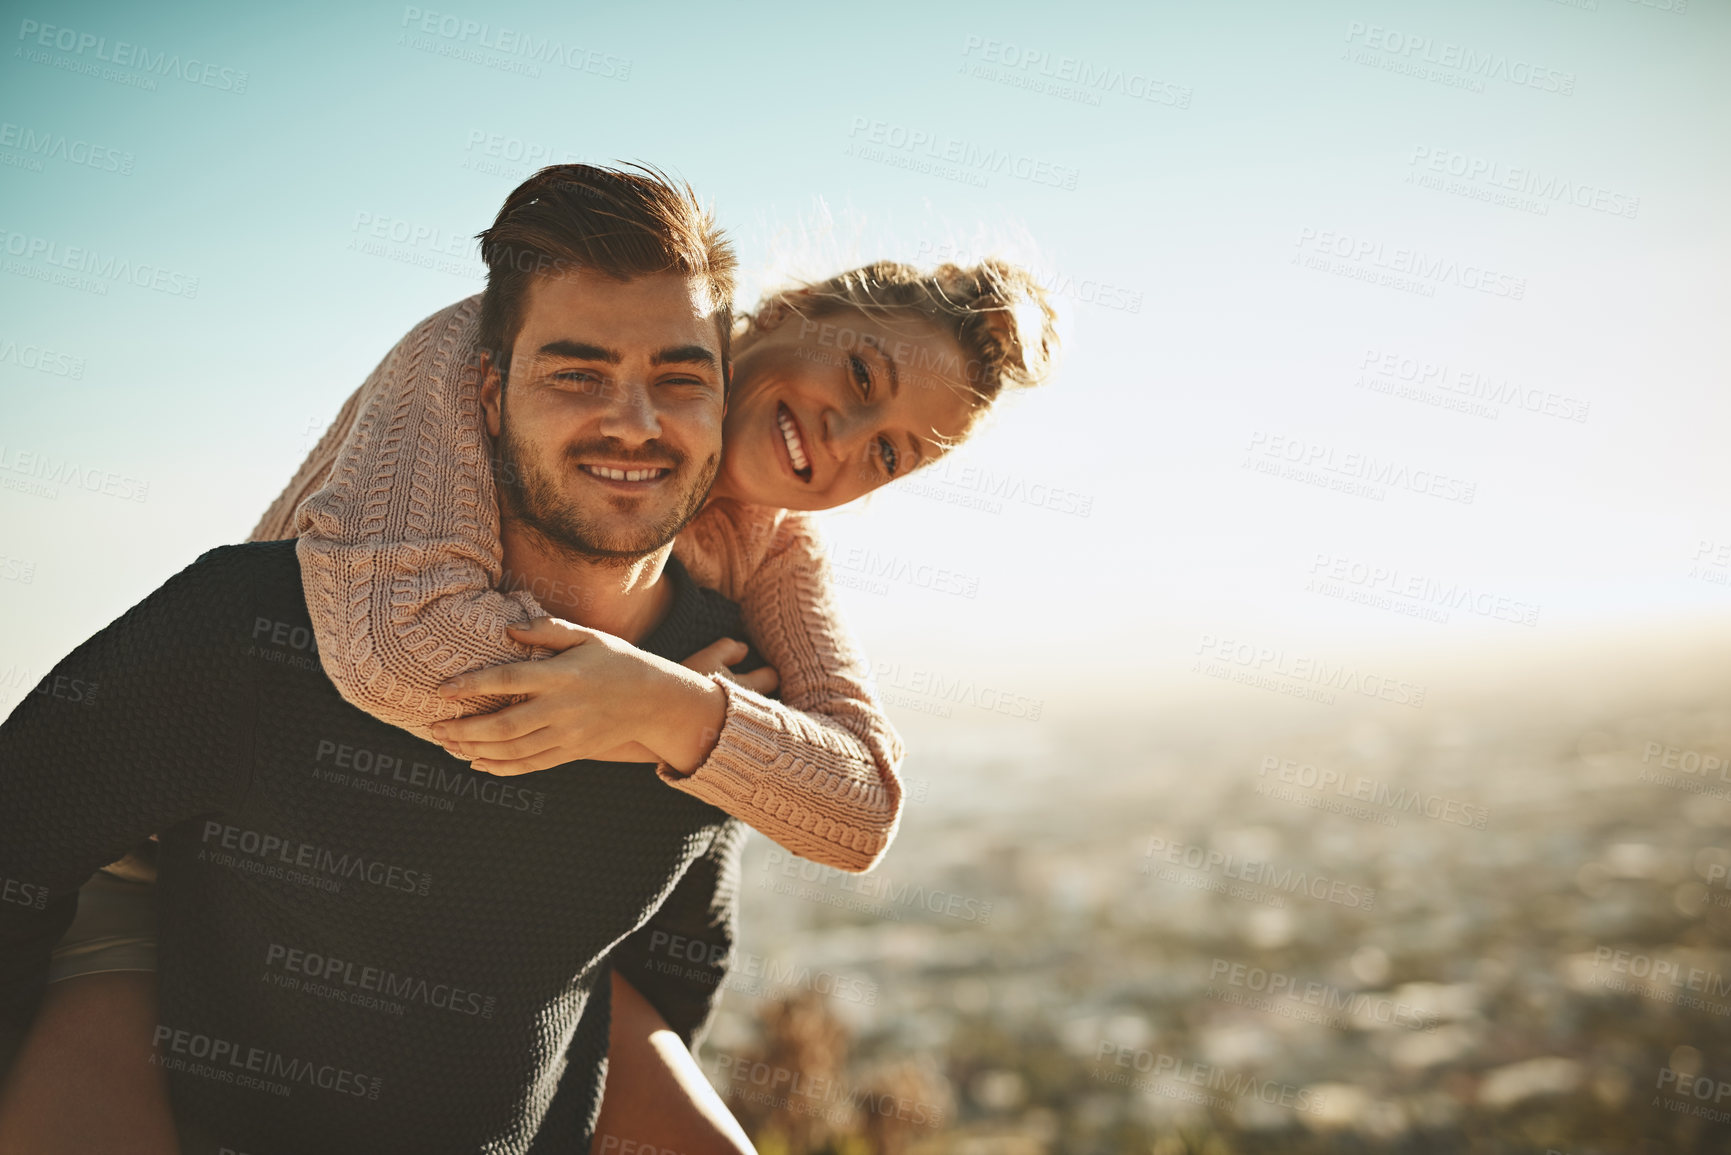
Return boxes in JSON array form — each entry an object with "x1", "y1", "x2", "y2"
[
  {"x1": 0, "y1": 972, "x2": 177, "y2": 1155},
  {"x1": 0, "y1": 869, "x2": 178, "y2": 1155},
  {"x1": 593, "y1": 971, "x2": 755, "y2": 1155}
]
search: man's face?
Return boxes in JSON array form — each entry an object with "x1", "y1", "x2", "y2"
[{"x1": 482, "y1": 269, "x2": 726, "y2": 561}]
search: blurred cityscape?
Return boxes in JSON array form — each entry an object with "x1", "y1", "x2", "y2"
[{"x1": 692, "y1": 627, "x2": 1731, "y2": 1154}]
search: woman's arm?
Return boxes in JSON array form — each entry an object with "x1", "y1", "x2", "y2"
[
  {"x1": 293, "y1": 294, "x2": 550, "y2": 742},
  {"x1": 289, "y1": 297, "x2": 904, "y2": 870},
  {"x1": 655, "y1": 508, "x2": 906, "y2": 873}
]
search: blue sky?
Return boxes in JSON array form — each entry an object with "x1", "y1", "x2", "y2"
[{"x1": 2, "y1": 0, "x2": 1727, "y2": 717}]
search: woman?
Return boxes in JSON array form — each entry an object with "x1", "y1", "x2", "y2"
[{"x1": 0, "y1": 247, "x2": 1057, "y2": 1153}]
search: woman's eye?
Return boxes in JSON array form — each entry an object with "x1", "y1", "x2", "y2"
[
  {"x1": 877, "y1": 435, "x2": 899, "y2": 477},
  {"x1": 848, "y1": 354, "x2": 871, "y2": 398}
]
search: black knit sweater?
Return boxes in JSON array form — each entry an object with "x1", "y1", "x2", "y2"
[{"x1": 0, "y1": 540, "x2": 749, "y2": 1154}]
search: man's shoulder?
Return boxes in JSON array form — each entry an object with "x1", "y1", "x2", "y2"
[
  {"x1": 152, "y1": 539, "x2": 308, "y2": 627},
  {"x1": 183, "y1": 538, "x2": 301, "y2": 587}
]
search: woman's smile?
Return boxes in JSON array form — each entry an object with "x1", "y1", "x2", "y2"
[{"x1": 775, "y1": 402, "x2": 812, "y2": 481}]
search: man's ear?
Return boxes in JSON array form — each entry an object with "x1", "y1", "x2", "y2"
[{"x1": 479, "y1": 353, "x2": 505, "y2": 437}]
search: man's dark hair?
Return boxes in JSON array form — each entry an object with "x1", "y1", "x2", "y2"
[{"x1": 476, "y1": 162, "x2": 738, "y2": 383}]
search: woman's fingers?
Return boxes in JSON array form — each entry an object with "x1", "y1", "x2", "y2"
[
  {"x1": 680, "y1": 638, "x2": 749, "y2": 677},
  {"x1": 433, "y1": 701, "x2": 549, "y2": 749},
  {"x1": 469, "y1": 747, "x2": 566, "y2": 776},
  {"x1": 506, "y1": 616, "x2": 598, "y2": 653},
  {"x1": 450, "y1": 728, "x2": 561, "y2": 763},
  {"x1": 734, "y1": 665, "x2": 780, "y2": 696},
  {"x1": 681, "y1": 638, "x2": 780, "y2": 693},
  {"x1": 437, "y1": 659, "x2": 547, "y2": 699}
]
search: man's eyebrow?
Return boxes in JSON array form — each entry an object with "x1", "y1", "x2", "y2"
[
  {"x1": 536, "y1": 339, "x2": 621, "y2": 364},
  {"x1": 650, "y1": 345, "x2": 720, "y2": 368}
]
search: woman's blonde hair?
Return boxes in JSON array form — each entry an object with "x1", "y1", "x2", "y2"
[{"x1": 753, "y1": 258, "x2": 1059, "y2": 433}]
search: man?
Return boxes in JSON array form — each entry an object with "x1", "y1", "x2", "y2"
[{"x1": 0, "y1": 165, "x2": 757, "y2": 1154}]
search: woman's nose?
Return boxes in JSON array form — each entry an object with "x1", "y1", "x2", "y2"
[{"x1": 822, "y1": 405, "x2": 869, "y2": 456}]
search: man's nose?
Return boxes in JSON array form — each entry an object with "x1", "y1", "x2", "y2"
[{"x1": 597, "y1": 378, "x2": 662, "y2": 442}]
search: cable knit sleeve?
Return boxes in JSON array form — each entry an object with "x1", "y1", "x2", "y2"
[
  {"x1": 657, "y1": 509, "x2": 904, "y2": 873},
  {"x1": 286, "y1": 297, "x2": 904, "y2": 872},
  {"x1": 291, "y1": 295, "x2": 550, "y2": 742}
]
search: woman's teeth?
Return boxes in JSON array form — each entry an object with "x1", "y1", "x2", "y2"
[
  {"x1": 580, "y1": 465, "x2": 665, "y2": 482},
  {"x1": 777, "y1": 405, "x2": 810, "y2": 476}
]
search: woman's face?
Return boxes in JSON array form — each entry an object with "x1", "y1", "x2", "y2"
[{"x1": 717, "y1": 305, "x2": 978, "y2": 511}]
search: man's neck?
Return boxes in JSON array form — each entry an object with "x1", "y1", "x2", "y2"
[{"x1": 497, "y1": 519, "x2": 675, "y2": 644}]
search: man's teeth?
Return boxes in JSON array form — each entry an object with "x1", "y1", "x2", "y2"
[
  {"x1": 581, "y1": 465, "x2": 665, "y2": 482},
  {"x1": 777, "y1": 407, "x2": 809, "y2": 473}
]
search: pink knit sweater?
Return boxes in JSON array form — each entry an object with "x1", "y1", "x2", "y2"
[{"x1": 250, "y1": 296, "x2": 904, "y2": 873}]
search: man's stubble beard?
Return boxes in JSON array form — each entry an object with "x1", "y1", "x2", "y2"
[{"x1": 493, "y1": 398, "x2": 720, "y2": 570}]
